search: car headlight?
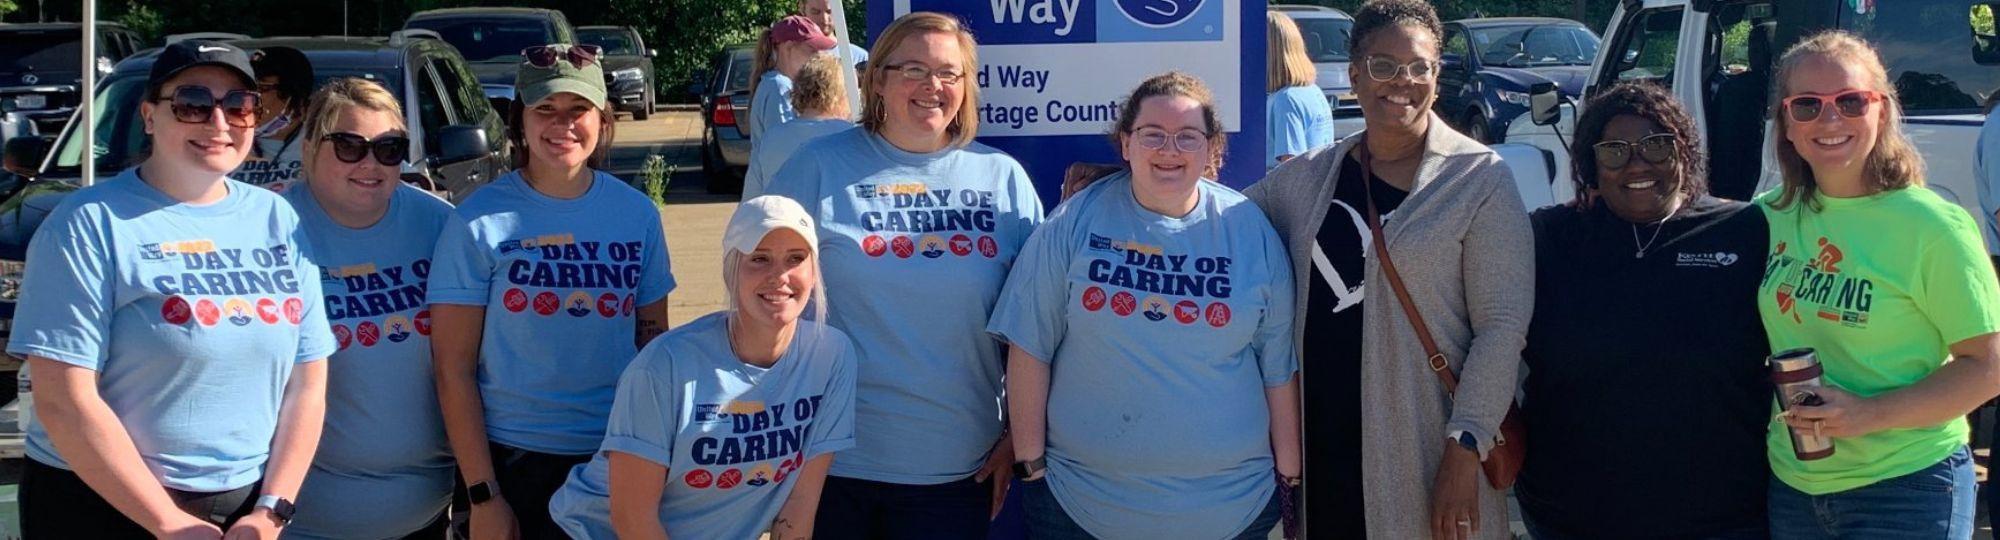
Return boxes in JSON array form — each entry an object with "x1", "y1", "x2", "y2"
[
  {"x1": 612, "y1": 68, "x2": 644, "y2": 82},
  {"x1": 0, "y1": 259, "x2": 23, "y2": 303},
  {"x1": 1497, "y1": 90, "x2": 1531, "y2": 107}
]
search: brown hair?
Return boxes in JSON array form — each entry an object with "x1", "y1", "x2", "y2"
[
  {"x1": 860, "y1": 12, "x2": 982, "y2": 148},
  {"x1": 1768, "y1": 30, "x2": 1923, "y2": 210},
  {"x1": 299, "y1": 77, "x2": 406, "y2": 170},
  {"x1": 789, "y1": 53, "x2": 850, "y2": 118},
  {"x1": 1110, "y1": 72, "x2": 1227, "y2": 179},
  {"x1": 1268, "y1": 12, "x2": 1316, "y2": 93},
  {"x1": 748, "y1": 28, "x2": 778, "y2": 102},
  {"x1": 506, "y1": 99, "x2": 617, "y2": 170}
]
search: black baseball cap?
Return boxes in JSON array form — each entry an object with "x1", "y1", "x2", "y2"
[{"x1": 148, "y1": 40, "x2": 257, "y2": 95}]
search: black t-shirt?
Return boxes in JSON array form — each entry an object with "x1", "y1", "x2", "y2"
[
  {"x1": 1302, "y1": 155, "x2": 1405, "y2": 536},
  {"x1": 1517, "y1": 196, "x2": 1772, "y2": 538}
]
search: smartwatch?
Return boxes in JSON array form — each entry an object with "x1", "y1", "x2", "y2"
[
  {"x1": 1451, "y1": 431, "x2": 1480, "y2": 453},
  {"x1": 468, "y1": 480, "x2": 496, "y2": 505},
  {"x1": 254, "y1": 495, "x2": 295, "y2": 526},
  {"x1": 1012, "y1": 457, "x2": 1047, "y2": 479}
]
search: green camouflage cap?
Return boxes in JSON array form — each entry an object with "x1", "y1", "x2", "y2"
[{"x1": 516, "y1": 46, "x2": 608, "y2": 109}]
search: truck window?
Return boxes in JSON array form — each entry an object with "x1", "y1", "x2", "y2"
[
  {"x1": 1843, "y1": 0, "x2": 2000, "y2": 113},
  {"x1": 1607, "y1": 8, "x2": 1685, "y2": 88},
  {"x1": 414, "y1": 63, "x2": 453, "y2": 154},
  {"x1": 1443, "y1": 27, "x2": 1470, "y2": 62}
]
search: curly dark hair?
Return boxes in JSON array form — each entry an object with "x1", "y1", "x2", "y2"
[
  {"x1": 1348, "y1": 0, "x2": 1444, "y2": 57},
  {"x1": 1569, "y1": 81, "x2": 1707, "y2": 208},
  {"x1": 1109, "y1": 71, "x2": 1228, "y2": 179}
]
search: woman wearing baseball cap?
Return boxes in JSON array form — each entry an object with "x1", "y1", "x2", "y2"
[
  {"x1": 230, "y1": 46, "x2": 314, "y2": 192},
  {"x1": 748, "y1": 15, "x2": 838, "y2": 138},
  {"x1": 430, "y1": 42, "x2": 676, "y2": 539},
  {"x1": 9, "y1": 39, "x2": 335, "y2": 538},
  {"x1": 549, "y1": 195, "x2": 856, "y2": 540}
]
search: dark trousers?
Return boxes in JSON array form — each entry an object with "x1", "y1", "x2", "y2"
[
  {"x1": 20, "y1": 459, "x2": 260, "y2": 539},
  {"x1": 815, "y1": 475, "x2": 993, "y2": 540},
  {"x1": 489, "y1": 442, "x2": 591, "y2": 540}
]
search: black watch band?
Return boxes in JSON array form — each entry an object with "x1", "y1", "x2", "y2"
[
  {"x1": 1012, "y1": 457, "x2": 1047, "y2": 478},
  {"x1": 468, "y1": 480, "x2": 495, "y2": 504},
  {"x1": 255, "y1": 495, "x2": 295, "y2": 526}
]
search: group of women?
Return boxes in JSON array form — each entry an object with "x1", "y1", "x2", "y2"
[{"x1": 6, "y1": 0, "x2": 1998, "y2": 539}]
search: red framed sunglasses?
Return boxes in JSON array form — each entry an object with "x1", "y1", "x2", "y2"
[
  {"x1": 521, "y1": 44, "x2": 603, "y2": 69},
  {"x1": 1781, "y1": 90, "x2": 1886, "y2": 123}
]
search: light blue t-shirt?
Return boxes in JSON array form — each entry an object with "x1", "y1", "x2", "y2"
[
  {"x1": 749, "y1": 71, "x2": 795, "y2": 139},
  {"x1": 766, "y1": 129, "x2": 1044, "y2": 484},
  {"x1": 9, "y1": 169, "x2": 336, "y2": 493},
  {"x1": 1976, "y1": 108, "x2": 1999, "y2": 254},
  {"x1": 744, "y1": 117, "x2": 854, "y2": 201},
  {"x1": 840, "y1": 42, "x2": 869, "y2": 68},
  {"x1": 1266, "y1": 85, "x2": 1335, "y2": 169},
  {"x1": 549, "y1": 312, "x2": 857, "y2": 540},
  {"x1": 429, "y1": 170, "x2": 677, "y2": 455},
  {"x1": 986, "y1": 172, "x2": 1296, "y2": 540},
  {"x1": 282, "y1": 184, "x2": 456, "y2": 539}
]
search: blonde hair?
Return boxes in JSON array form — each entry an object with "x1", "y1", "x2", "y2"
[
  {"x1": 299, "y1": 77, "x2": 406, "y2": 170},
  {"x1": 789, "y1": 53, "x2": 850, "y2": 118},
  {"x1": 1768, "y1": 30, "x2": 1924, "y2": 210},
  {"x1": 721, "y1": 244, "x2": 830, "y2": 341},
  {"x1": 1267, "y1": 12, "x2": 1317, "y2": 93},
  {"x1": 861, "y1": 12, "x2": 982, "y2": 148},
  {"x1": 1112, "y1": 72, "x2": 1228, "y2": 179}
]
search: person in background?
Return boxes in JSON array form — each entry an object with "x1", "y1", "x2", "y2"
[
  {"x1": 799, "y1": 0, "x2": 868, "y2": 69},
  {"x1": 430, "y1": 43, "x2": 676, "y2": 540},
  {"x1": 1516, "y1": 81, "x2": 1772, "y2": 540},
  {"x1": 1245, "y1": 1, "x2": 1532, "y2": 538},
  {"x1": 1267, "y1": 11, "x2": 1335, "y2": 169},
  {"x1": 992, "y1": 71, "x2": 1298, "y2": 540},
  {"x1": 9, "y1": 40, "x2": 333, "y2": 538},
  {"x1": 748, "y1": 16, "x2": 837, "y2": 139},
  {"x1": 744, "y1": 53, "x2": 854, "y2": 201},
  {"x1": 233, "y1": 46, "x2": 314, "y2": 191},
  {"x1": 766, "y1": 11, "x2": 1044, "y2": 539},
  {"x1": 1759, "y1": 31, "x2": 2000, "y2": 539},
  {"x1": 1981, "y1": 90, "x2": 2000, "y2": 528},
  {"x1": 281, "y1": 77, "x2": 457, "y2": 540},
  {"x1": 549, "y1": 195, "x2": 856, "y2": 540}
]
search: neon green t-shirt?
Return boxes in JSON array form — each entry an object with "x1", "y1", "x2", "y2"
[{"x1": 1756, "y1": 187, "x2": 2000, "y2": 494}]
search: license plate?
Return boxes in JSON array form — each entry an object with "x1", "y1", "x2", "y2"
[{"x1": 12, "y1": 95, "x2": 45, "y2": 110}]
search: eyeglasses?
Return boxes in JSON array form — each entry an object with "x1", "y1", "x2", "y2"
[
  {"x1": 321, "y1": 132, "x2": 410, "y2": 166},
  {"x1": 1593, "y1": 133, "x2": 1678, "y2": 169},
  {"x1": 1130, "y1": 127, "x2": 1211, "y2": 153},
  {"x1": 521, "y1": 44, "x2": 603, "y2": 69},
  {"x1": 881, "y1": 63, "x2": 965, "y2": 86},
  {"x1": 152, "y1": 86, "x2": 262, "y2": 128},
  {"x1": 1363, "y1": 56, "x2": 1437, "y2": 82},
  {"x1": 1781, "y1": 90, "x2": 1885, "y2": 123}
]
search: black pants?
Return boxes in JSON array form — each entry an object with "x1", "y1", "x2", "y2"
[
  {"x1": 489, "y1": 442, "x2": 591, "y2": 540},
  {"x1": 815, "y1": 475, "x2": 993, "y2": 540},
  {"x1": 20, "y1": 459, "x2": 260, "y2": 539}
]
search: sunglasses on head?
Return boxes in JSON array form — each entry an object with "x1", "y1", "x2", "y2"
[
  {"x1": 321, "y1": 132, "x2": 409, "y2": 166},
  {"x1": 521, "y1": 44, "x2": 603, "y2": 69},
  {"x1": 1593, "y1": 133, "x2": 1677, "y2": 169},
  {"x1": 1781, "y1": 90, "x2": 1885, "y2": 123},
  {"x1": 153, "y1": 86, "x2": 261, "y2": 128}
]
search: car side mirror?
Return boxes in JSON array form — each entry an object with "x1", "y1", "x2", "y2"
[
  {"x1": 3, "y1": 135, "x2": 55, "y2": 177},
  {"x1": 1528, "y1": 82, "x2": 1561, "y2": 126},
  {"x1": 433, "y1": 125, "x2": 489, "y2": 167},
  {"x1": 646, "y1": 49, "x2": 659, "y2": 58}
]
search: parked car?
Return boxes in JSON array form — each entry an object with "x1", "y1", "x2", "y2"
[
  {"x1": 0, "y1": 22, "x2": 146, "y2": 138},
  {"x1": 1270, "y1": 4, "x2": 1363, "y2": 137},
  {"x1": 578, "y1": 25, "x2": 657, "y2": 121},
  {"x1": 1435, "y1": 17, "x2": 1597, "y2": 143},
  {"x1": 404, "y1": 7, "x2": 578, "y2": 111},
  {"x1": 689, "y1": 43, "x2": 754, "y2": 194}
]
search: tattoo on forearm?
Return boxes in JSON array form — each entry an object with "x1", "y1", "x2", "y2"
[{"x1": 638, "y1": 318, "x2": 664, "y2": 342}]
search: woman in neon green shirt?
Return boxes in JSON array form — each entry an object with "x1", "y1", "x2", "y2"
[{"x1": 1759, "y1": 31, "x2": 2000, "y2": 539}]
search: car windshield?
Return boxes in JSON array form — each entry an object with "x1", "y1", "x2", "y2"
[
  {"x1": 405, "y1": 17, "x2": 553, "y2": 62},
  {"x1": 0, "y1": 31, "x2": 82, "y2": 73},
  {"x1": 579, "y1": 30, "x2": 639, "y2": 56},
  {"x1": 1471, "y1": 24, "x2": 1599, "y2": 67},
  {"x1": 1841, "y1": 1, "x2": 2000, "y2": 114},
  {"x1": 727, "y1": 50, "x2": 752, "y2": 94},
  {"x1": 1290, "y1": 17, "x2": 1353, "y2": 63}
]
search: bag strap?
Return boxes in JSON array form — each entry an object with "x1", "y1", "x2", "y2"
[{"x1": 1354, "y1": 138, "x2": 1462, "y2": 396}]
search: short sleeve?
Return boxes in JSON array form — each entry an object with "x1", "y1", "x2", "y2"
[
  {"x1": 426, "y1": 211, "x2": 495, "y2": 306},
  {"x1": 985, "y1": 202, "x2": 1076, "y2": 363},
  {"x1": 1252, "y1": 224, "x2": 1299, "y2": 386},
  {"x1": 7, "y1": 205, "x2": 115, "y2": 368},
  {"x1": 1267, "y1": 96, "x2": 1312, "y2": 166},
  {"x1": 289, "y1": 227, "x2": 336, "y2": 363},
  {"x1": 1007, "y1": 161, "x2": 1047, "y2": 239},
  {"x1": 599, "y1": 361, "x2": 680, "y2": 467},
  {"x1": 804, "y1": 334, "x2": 857, "y2": 459},
  {"x1": 637, "y1": 200, "x2": 677, "y2": 305},
  {"x1": 765, "y1": 151, "x2": 823, "y2": 216},
  {"x1": 1915, "y1": 215, "x2": 2000, "y2": 344}
]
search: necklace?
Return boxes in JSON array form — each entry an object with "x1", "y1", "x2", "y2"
[{"x1": 1630, "y1": 206, "x2": 1679, "y2": 259}]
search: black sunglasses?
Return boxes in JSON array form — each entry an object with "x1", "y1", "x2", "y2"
[
  {"x1": 1593, "y1": 133, "x2": 1677, "y2": 169},
  {"x1": 152, "y1": 86, "x2": 261, "y2": 128},
  {"x1": 321, "y1": 132, "x2": 409, "y2": 166},
  {"x1": 521, "y1": 44, "x2": 603, "y2": 69}
]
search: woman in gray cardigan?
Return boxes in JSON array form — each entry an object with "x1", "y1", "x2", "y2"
[{"x1": 1243, "y1": 1, "x2": 1532, "y2": 539}]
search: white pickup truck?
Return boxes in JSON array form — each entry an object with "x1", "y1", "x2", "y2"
[{"x1": 1494, "y1": 0, "x2": 2000, "y2": 253}]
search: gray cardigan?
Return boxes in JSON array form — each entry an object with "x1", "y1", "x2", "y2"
[{"x1": 1245, "y1": 114, "x2": 1532, "y2": 540}]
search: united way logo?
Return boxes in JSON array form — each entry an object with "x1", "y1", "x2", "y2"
[
  {"x1": 1100, "y1": 0, "x2": 1220, "y2": 42},
  {"x1": 1114, "y1": 0, "x2": 1202, "y2": 27}
]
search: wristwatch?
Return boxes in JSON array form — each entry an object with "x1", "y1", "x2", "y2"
[
  {"x1": 1450, "y1": 430, "x2": 1480, "y2": 452},
  {"x1": 1012, "y1": 456, "x2": 1047, "y2": 479},
  {"x1": 254, "y1": 495, "x2": 295, "y2": 526},
  {"x1": 468, "y1": 480, "x2": 496, "y2": 505}
]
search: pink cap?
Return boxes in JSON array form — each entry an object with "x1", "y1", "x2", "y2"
[{"x1": 771, "y1": 15, "x2": 838, "y2": 51}]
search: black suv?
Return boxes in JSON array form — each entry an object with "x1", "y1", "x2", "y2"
[
  {"x1": 404, "y1": 7, "x2": 578, "y2": 111},
  {"x1": 578, "y1": 26, "x2": 657, "y2": 121},
  {"x1": 0, "y1": 23, "x2": 147, "y2": 137}
]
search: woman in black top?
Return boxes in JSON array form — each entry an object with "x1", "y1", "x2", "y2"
[{"x1": 1517, "y1": 82, "x2": 1773, "y2": 540}]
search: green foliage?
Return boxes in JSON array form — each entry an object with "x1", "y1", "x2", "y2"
[
  {"x1": 1290, "y1": 0, "x2": 1617, "y2": 31},
  {"x1": 641, "y1": 153, "x2": 671, "y2": 205},
  {"x1": 0, "y1": 0, "x2": 18, "y2": 20},
  {"x1": 115, "y1": 1, "x2": 163, "y2": 44},
  {"x1": 607, "y1": 0, "x2": 801, "y2": 104},
  {"x1": 1975, "y1": 4, "x2": 1996, "y2": 36}
]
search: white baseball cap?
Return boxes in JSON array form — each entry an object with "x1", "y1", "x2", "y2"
[{"x1": 725, "y1": 196, "x2": 819, "y2": 256}]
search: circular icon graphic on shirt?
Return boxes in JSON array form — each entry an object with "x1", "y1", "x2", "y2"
[
  {"x1": 978, "y1": 236, "x2": 999, "y2": 258},
  {"x1": 622, "y1": 294, "x2": 637, "y2": 317},
  {"x1": 1174, "y1": 300, "x2": 1200, "y2": 325},
  {"x1": 1081, "y1": 286, "x2": 1107, "y2": 312},
  {"x1": 161, "y1": 296, "x2": 193, "y2": 325},
  {"x1": 224, "y1": 298, "x2": 255, "y2": 326},
  {"x1": 747, "y1": 463, "x2": 775, "y2": 487},
  {"x1": 384, "y1": 315, "x2": 413, "y2": 343},
  {"x1": 1141, "y1": 295, "x2": 1170, "y2": 322},
  {"x1": 1110, "y1": 291, "x2": 1138, "y2": 317},
  {"x1": 255, "y1": 298, "x2": 281, "y2": 325},
  {"x1": 891, "y1": 236, "x2": 915, "y2": 259},
  {"x1": 949, "y1": 234, "x2": 973, "y2": 257},
  {"x1": 683, "y1": 469, "x2": 713, "y2": 489},
  {"x1": 775, "y1": 456, "x2": 796, "y2": 483},
  {"x1": 565, "y1": 291, "x2": 593, "y2": 317},
  {"x1": 1205, "y1": 302, "x2": 1233, "y2": 328},
  {"x1": 414, "y1": 310, "x2": 433, "y2": 336},
  {"x1": 919, "y1": 235, "x2": 947, "y2": 259},
  {"x1": 503, "y1": 288, "x2": 530, "y2": 313},
  {"x1": 532, "y1": 291, "x2": 560, "y2": 316},
  {"x1": 195, "y1": 299, "x2": 222, "y2": 327},
  {"x1": 597, "y1": 293, "x2": 620, "y2": 318},
  {"x1": 862, "y1": 235, "x2": 888, "y2": 257},
  {"x1": 716, "y1": 468, "x2": 743, "y2": 489},
  {"x1": 331, "y1": 324, "x2": 352, "y2": 350},
  {"x1": 283, "y1": 297, "x2": 306, "y2": 325},
  {"x1": 356, "y1": 321, "x2": 381, "y2": 347}
]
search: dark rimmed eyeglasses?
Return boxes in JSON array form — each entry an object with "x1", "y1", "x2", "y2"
[{"x1": 1593, "y1": 133, "x2": 1678, "y2": 169}]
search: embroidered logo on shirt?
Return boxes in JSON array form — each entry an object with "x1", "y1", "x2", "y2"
[{"x1": 1675, "y1": 251, "x2": 1741, "y2": 268}]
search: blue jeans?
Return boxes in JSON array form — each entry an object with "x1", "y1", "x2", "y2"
[
  {"x1": 1019, "y1": 477, "x2": 1280, "y2": 540},
  {"x1": 1767, "y1": 446, "x2": 1975, "y2": 540}
]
